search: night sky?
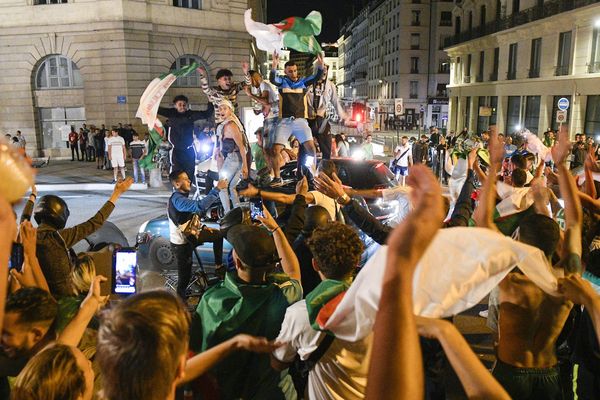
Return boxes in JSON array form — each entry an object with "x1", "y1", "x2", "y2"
[{"x1": 267, "y1": 0, "x2": 366, "y2": 43}]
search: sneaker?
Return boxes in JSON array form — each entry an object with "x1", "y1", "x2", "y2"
[
  {"x1": 478, "y1": 309, "x2": 489, "y2": 318},
  {"x1": 112, "y1": 179, "x2": 117, "y2": 184},
  {"x1": 270, "y1": 177, "x2": 284, "y2": 187}
]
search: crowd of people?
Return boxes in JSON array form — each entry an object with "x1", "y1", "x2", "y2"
[{"x1": 1, "y1": 48, "x2": 600, "y2": 400}]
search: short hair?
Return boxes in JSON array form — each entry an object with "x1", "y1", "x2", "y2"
[
  {"x1": 133, "y1": 132, "x2": 139, "y2": 137},
  {"x1": 168, "y1": 169, "x2": 187, "y2": 184},
  {"x1": 284, "y1": 61, "x2": 297, "y2": 69},
  {"x1": 510, "y1": 154, "x2": 527, "y2": 170},
  {"x1": 72, "y1": 254, "x2": 96, "y2": 296},
  {"x1": 307, "y1": 222, "x2": 364, "y2": 280},
  {"x1": 11, "y1": 344, "x2": 86, "y2": 400},
  {"x1": 216, "y1": 69, "x2": 233, "y2": 80},
  {"x1": 97, "y1": 290, "x2": 190, "y2": 400},
  {"x1": 518, "y1": 214, "x2": 560, "y2": 257},
  {"x1": 366, "y1": 134, "x2": 372, "y2": 138},
  {"x1": 173, "y1": 95, "x2": 188, "y2": 104},
  {"x1": 254, "y1": 127, "x2": 264, "y2": 136},
  {"x1": 511, "y1": 168, "x2": 527, "y2": 187},
  {"x1": 6, "y1": 288, "x2": 58, "y2": 328},
  {"x1": 248, "y1": 69, "x2": 260, "y2": 77},
  {"x1": 402, "y1": 136, "x2": 408, "y2": 140}
]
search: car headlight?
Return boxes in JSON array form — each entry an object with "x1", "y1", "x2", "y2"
[
  {"x1": 352, "y1": 149, "x2": 365, "y2": 160},
  {"x1": 202, "y1": 143, "x2": 212, "y2": 153}
]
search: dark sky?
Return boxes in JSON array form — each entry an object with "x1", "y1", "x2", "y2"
[{"x1": 267, "y1": 0, "x2": 366, "y2": 43}]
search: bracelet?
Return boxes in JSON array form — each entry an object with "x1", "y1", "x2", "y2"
[{"x1": 269, "y1": 226, "x2": 281, "y2": 234}]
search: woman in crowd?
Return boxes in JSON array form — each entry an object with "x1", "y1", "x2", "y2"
[{"x1": 335, "y1": 133, "x2": 350, "y2": 157}]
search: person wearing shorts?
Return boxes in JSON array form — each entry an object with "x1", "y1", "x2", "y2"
[
  {"x1": 107, "y1": 127, "x2": 126, "y2": 183},
  {"x1": 268, "y1": 53, "x2": 324, "y2": 185},
  {"x1": 392, "y1": 136, "x2": 412, "y2": 186}
]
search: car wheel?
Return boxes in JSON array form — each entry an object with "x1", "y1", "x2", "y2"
[{"x1": 149, "y1": 237, "x2": 177, "y2": 271}]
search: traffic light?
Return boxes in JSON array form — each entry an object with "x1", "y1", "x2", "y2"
[{"x1": 352, "y1": 102, "x2": 366, "y2": 122}]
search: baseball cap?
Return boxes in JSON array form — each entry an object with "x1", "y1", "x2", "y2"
[{"x1": 226, "y1": 225, "x2": 280, "y2": 269}]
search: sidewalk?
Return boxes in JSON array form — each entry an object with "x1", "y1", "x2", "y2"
[{"x1": 34, "y1": 159, "x2": 169, "y2": 193}]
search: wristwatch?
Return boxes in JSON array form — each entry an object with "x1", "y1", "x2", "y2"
[{"x1": 336, "y1": 193, "x2": 350, "y2": 205}]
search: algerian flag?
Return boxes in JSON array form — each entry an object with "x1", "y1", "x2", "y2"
[
  {"x1": 136, "y1": 62, "x2": 199, "y2": 168},
  {"x1": 244, "y1": 8, "x2": 322, "y2": 55}
]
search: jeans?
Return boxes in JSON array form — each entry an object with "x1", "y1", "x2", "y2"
[
  {"x1": 132, "y1": 158, "x2": 146, "y2": 183},
  {"x1": 218, "y1": 152, "x2": 242, "y2": 213},
  {"x1": 71, "y1": 144, "x2": 80, "y2": 161}
]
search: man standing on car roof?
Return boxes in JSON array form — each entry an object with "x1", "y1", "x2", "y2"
[
  {"x1": 268, "y1": 52, "x2": 324, "y2": 185},
  {"x1": 306, "y1": 62, "x2": 348, "y2": 160}
]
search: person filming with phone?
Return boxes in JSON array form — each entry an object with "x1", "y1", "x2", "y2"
[{"x1": 168, "y1": 170, "x2": 227, "y2": 300}]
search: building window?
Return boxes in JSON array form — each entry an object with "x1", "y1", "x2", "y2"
[
  {"x1": 590, "y1": 28, "x2": 600, "y2": 73},
  {"x1": 491, "y1": 47, "x2": 499, "y2": 81},
  {"x1": 524, "y1": 96, "x2": 540, "y2": 134},
  {"x1": 556, "y1": 31, "x2": 572, "y2": 76},
  {"x1": 480, "y1": 5, "x2": 486, "y2": 29},
  {"x1": 507, "y1": 43, "x2": 518, "y2": 80},
  {"x1": 465, "y1": 97, "x2": 471, "y2": 129},
  {"x1": 465, "y1": 54, "x2": 472, "y2": 82},
  {"x1": 39, "y1": 107, "x2": 86, "y2": 149},
  {"x1": 585, "y1": 96, "x2": 600, "y2": 136},
  {"x1": 455, "y1": 16, "x2": 461, "y2": 35},
  {"x1": 439, "y1": 60, "x2": 450, "y2": 74},
  {"x1": 411, "y1": 57, "x2": 419, "y2": 74},
  {"x1": 34, "y1": 0, "x2": 67, "y2": 4},
  {"x1": 36, "y1": 55, "x2": 83, "y2": 89},
  {"x1": 468, "y1": 11, "x2": 473, "y2": 32},
  {"x1": 477, "y1": 96, "x2": 488, "y2": 134},
  {"x1": 170, "y1": 55, "x2": 207, "y2": 87},
  {"x1": 410, "y1": 81, "x2": 419, "y2": 98},
  {"x1": 506, "y1": 96, "x2": 521, "y2": 133},
  {"x1": 551, "y1": 95, "x2": 572, "y2": 131},
  {"x1": 411, "y1": 10, "x2": 421, "y2": 26},
  {"x1": 529, "y1": 38, "x2": 542, "y2": 78},
  {"x1": 490, "y1": 96, "x2": 498, "y2": 125},
  {"x1": 173, "y1": 0, "x2": 201, "y2": 9},
  {"x1": 477, "y1": 51, "x2": 485, "y2": 82},
  {"x1": 440, "y1": 11, "x2": 452, "y2": 26},
  {"x1": 512, "y1": 0, "x2": 520, "y2": 13},
  {"x1": 411, "y1": 33, "x2": 420, "y2": 49}
]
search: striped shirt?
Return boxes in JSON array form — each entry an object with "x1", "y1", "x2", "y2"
[{"x1": 200, "y1": 73, "x2": 251, "y2": 124}]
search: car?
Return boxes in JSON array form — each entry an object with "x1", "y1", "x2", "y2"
[{"x1": 136, "y1": 159, "x2": 402, "y2": 272}]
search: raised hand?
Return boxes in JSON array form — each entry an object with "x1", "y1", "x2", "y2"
[
  {"x1": 295, "y1": 176, "x2": 308, "y2": 196},
  {"x1": 558, "y1": 274, "x2": 597, "y2": 306},
  {"x1": 552, "y1": 125, "x2": 572, "y2": 165},
  {"x1": 196, "y1": 66, "x2": 207, "y2": 78},
  {"x1": 314, "y1": 172, "x2": 345, "y2": 200},
  {"x1": 271, "y1": 52, "x2": 279, "y2": 70},
  {"x1": 114, "y1": 177, "x2": 134, "y2": 194},
  {"x1": 233, "y1": 334, "x2": 282, "y2": 353},
  {"x1": 241, "y1": 61, "x2": 249, "y2": 75},
  {"x1": 256, "y1": 205, "x2": 278, "y2": 232},
  {"x1": 238, "y1": 183, "x2": 259, "y2": 197}
]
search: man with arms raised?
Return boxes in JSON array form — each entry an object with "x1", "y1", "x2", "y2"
[{"x1": 474, "y1": 127, "x2": 582, "y2": 399}]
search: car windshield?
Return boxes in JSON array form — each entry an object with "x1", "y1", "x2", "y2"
[{"x1": 336, "y1": 161, "x2": 397, "y2": 190}]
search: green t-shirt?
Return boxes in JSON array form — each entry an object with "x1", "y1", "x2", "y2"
[
  {"x1": 251, "y1": 142, "x2": 268, "y2": 171},
  {"x1": 192, "y1": 272, "x2": 301, "y2": 400}
]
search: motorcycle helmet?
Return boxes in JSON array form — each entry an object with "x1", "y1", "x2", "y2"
[{"x1": 33, "y1": 195, "x2": 70, "y2": 229}]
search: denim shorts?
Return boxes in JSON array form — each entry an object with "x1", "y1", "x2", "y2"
[{"x1": 267, "y1": 117, "x2": 312, "y2": 148}]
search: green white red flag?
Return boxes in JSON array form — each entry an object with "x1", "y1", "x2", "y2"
[
  {"x1": 244, "y1": 8, "x2": 322, "y2": 55},
  {"x1": 136, "y1": 62, "x2": 199, "y2": 168}
]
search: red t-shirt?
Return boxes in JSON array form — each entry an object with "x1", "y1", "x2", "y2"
[{"x1": 68, "y1": 132, "x2": 78, "y2": 144}]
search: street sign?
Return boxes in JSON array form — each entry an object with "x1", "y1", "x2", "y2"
[
  {"x1": 557, "y1": 97, "x2": 569, "y2": 111},
  {"x1": 117, "y1": 95, "x2": 127, "y2": 104},
  {"x1": 394, "y1": 98, "x2": 403, "y2": 116},
  {"x1": 479, "y1": 106, "x2": 492, "y2": 117},
  {"x1": 556, "y1": 110, "x2": 567, "y2": 124}
]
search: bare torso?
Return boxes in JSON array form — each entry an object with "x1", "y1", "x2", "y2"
[{"x1": 497, "y1": 271, "x2": 572, "y2": 368}]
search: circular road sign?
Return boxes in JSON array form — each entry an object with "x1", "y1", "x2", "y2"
[{"x1": 557, "y1": 97, "x2": 570, "y2": 111}]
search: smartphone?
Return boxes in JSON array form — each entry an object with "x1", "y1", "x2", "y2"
[
  {"x1": 250, "y1": 198, "x2": 264, "y2": 220},
  {"x1": 111, "y1": 248, "x2": 137, "y2": 296},
  {"x1": 9, "y1": 243, "x2": 24, "y2": 272}
]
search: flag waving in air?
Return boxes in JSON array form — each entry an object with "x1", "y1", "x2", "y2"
[
  {"x1": 244, "y1": 8, "x2": 322, "y2": 55},
  {"x1": 135, "y1": 62, "x2": 199, "y2": 169}
]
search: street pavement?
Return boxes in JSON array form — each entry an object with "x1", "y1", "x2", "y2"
[{"x1": 18, "y1": 160, "x2": 494, "y2": 399}]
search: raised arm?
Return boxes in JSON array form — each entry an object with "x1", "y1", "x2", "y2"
[
  {"x1": 416, "y1": 317, "x2": 511, "y2": 400},
  {"x1": 58, "y1": 275, "x2": 107, "y2": 346},
  {"x1": 553, "y1": 126, "x2": 583, "y2": 263},
  {"x1": 473, "y1": 127, "x2": 503, "y2": 233},
  {"x1": 0, "y1": 196, "x2": 16, "y2": 333},
  {"x1": 257, "y1": 207, "x2": 300, "y2": 281},
  {"x1": 366, "y1": 165, "x2": 444, "y2": 400},
  {"x1": 559, "y1": 274, "x2": 600, "y2": 347},
  {"x1": 584, "y1": 145, "x2": 598, "y2": 199},
  {"x1": 197, "y1": 67, "x2": 217, "y2": 97},
  {"x1": 303, "y1": 53, "x2": 324, "y2": 86},
  {"x1": 239, "y1": 184, "x2": 297, "y2": 205},
  {"x1": 269, "y1": 52, "x2": 283, "y2": 86},
  {"x1": 189, "y1": 102, "x2": 214, "y2": 122}
]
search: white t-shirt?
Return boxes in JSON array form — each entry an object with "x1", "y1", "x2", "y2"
[
  {"x1": 309, "y1": 190, "x2": 337, "y2": 220},
  {"x1": 258, "y1": 80, "x2": 279, "y2": 119},
  {"x1": 273, "y1": 300, "x2": 371, "y2": 400},
  {"x1": 107, "y1": 136, "x2": 126, "y2": 159},
  {"x1": 394, "y1": 144, "x2": 412, "y2": 167}
]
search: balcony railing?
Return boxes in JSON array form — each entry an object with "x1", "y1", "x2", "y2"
[
  {"x1": 589, "y1": 61, "x2": 600, "y2": 73},
  {"x1": 528, "y1": 70, "x2": 540, "y2": 78},
  {"x1": 444, "y1": 0, "x2": 600, "y2": 48},
  {"x1": 555, "y1": 65, "x2": 570, "y2": 76},
  {"x1": 507, "y1": 71, "x2": 516, "y2": 80}
]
